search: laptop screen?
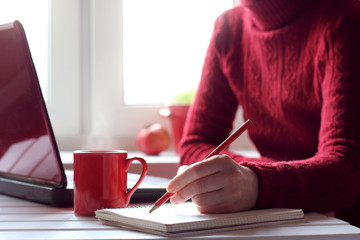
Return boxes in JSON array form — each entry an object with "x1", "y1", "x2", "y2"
[{"x1": 0, "y1": 21, "x2": 65, "y2": 187}]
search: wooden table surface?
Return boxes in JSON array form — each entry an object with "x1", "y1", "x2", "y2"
[{"x1": 1, "y1": 194, "x2": 360, "y2": 240}]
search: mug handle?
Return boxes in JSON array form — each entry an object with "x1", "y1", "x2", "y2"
[{"x1": 124, "y1": 157, "x2": 148, "y2": 205}]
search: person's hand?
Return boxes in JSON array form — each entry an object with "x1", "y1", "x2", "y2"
[{"x1": 166, "y1": 155, "x2": 258, "y2": 213}]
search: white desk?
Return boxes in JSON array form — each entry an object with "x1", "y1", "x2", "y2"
[{"x1": 1, "y1": 194, "x2": 360, "y2": 240}]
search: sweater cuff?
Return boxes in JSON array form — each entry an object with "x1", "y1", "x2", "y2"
[{"x1": 240, "y1": 161, "x2": 285, "y2": 209}]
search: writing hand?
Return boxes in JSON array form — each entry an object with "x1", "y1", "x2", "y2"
[{"x1": 166, "y1": 155, "x2": 258, "y2": 213}]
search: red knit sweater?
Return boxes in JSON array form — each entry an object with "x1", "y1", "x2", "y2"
[{"x1": 179, "y1": 0, "x2": 360, "y2": 225}]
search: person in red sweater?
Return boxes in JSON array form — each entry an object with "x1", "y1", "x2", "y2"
[{"x1": 166, "y1": 0, "x2": 360, "y2": 227}]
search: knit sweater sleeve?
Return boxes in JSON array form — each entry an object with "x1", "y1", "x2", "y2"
[
  {"x1": 179, "y1": 10, "x2": 360, "y2": 213},
  {"x1": 179, "y1": 9, "x2": 243, "y2": 164}
]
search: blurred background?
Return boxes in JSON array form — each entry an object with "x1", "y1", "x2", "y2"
[{"x1": 0, "y1": 0, "x2": 253, "y2": 153}]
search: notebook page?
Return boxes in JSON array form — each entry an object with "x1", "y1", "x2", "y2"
[{"x1": 95, "y1": 202, "x2": 304, "y2": 235}]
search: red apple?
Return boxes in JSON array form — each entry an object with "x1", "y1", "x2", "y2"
[{"x1": 136, "y1": 123, "x2": 171, "y2": 155}]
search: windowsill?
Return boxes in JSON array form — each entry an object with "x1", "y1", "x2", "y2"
[
  {"x1": 60, "y1": 151, "x2": 180, "y2": 179},
  {"x1": 60, "y1": 150, "x2": 259, "y2": 179}
]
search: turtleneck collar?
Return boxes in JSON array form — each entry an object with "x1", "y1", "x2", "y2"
[{"x1": 241, "y1": 0, "x2": 313, "y2": 31}]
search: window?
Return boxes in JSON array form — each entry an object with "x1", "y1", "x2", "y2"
[
  {"x1": 123, "y1": 0, "x2": 234, "y2": 105},
  {"x1": 4, "y1": 0, "x2": 251, "y2": 151},
  {"x1": 84, "y1": 0, "x2": 249, "y2": 151}
]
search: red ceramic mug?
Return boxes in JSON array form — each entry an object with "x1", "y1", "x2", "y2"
[{"x1": 73, "y1": 150, "x2": 148, "y2": 216}]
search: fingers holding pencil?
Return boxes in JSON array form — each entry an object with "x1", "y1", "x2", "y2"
[
  {"x1": 149, "y1": 119, "x2": 253, "y2": 213},
  {"x1": 167, "y1": 155, "x2": 258, "y2": 214},
  {"x1": 167, "y1": 156, "x2": 227, "y2": 197}
]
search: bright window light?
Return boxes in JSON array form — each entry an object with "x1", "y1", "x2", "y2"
[
  {"x1": 123, "y1": 0, "x2": 234, "y2": 105},
  {"x1": 0, "y1": 0, "x2": 49, "y2": 100}
]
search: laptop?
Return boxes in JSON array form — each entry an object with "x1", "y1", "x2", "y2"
[{"x1": 0, "y1": 21, "x2": 167, "y2": 207}]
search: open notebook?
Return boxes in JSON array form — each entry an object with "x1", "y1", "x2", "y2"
[{"x1": 95, "y1": 202, "x2": 305, "y2": 237}]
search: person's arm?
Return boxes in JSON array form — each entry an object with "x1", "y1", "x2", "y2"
[
  {"x1": 179, "y1": 8, "x2": 249, "y2": 166},
  {"x1": 178, "y1": 13, "x2": 360, "y2": 214},
  {"x1": 172, "y1": 8, "x2": 263, "y2": 213}
]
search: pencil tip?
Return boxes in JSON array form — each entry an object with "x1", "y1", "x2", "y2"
[{"x1": 149, "y1": 205, "x2": 159, "y2": 213}]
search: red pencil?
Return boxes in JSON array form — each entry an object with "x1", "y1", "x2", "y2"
[{"x1": 149, "y1": 119, "x2": 253, "y2": 213}]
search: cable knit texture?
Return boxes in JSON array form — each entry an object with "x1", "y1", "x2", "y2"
[{"x1": 179, "y1": 0, "x2": 360, "y2": 226}]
